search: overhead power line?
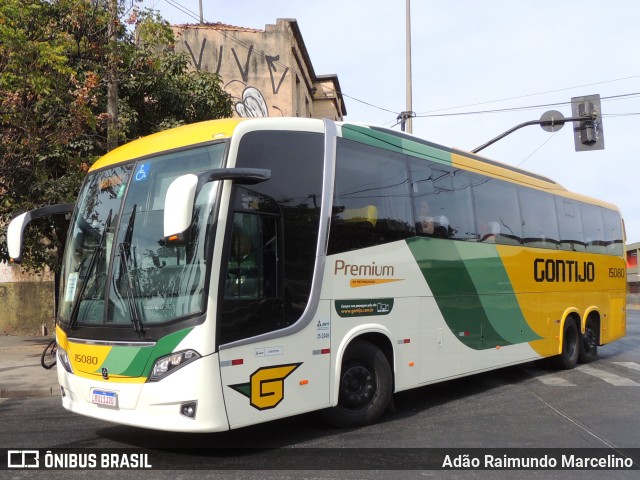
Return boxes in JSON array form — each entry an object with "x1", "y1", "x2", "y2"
[
  {"x1": 408, "y1": 92, "x2": 640, "y2": 120},
  {"x1": 415, "y1": 74, "x2": 640, "y2": 116}
]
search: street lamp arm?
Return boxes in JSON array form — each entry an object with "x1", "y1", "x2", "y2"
[{"x1": 471, "y1": 115, "x2": 593, "y2": 154}]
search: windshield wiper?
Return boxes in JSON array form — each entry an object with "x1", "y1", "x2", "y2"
[
  {"x1": 118, "y1": 205, "x2": 144, "y2": 333},
  {"x1": 69, "y1": 209, "x2": 112, "y2": 330}
]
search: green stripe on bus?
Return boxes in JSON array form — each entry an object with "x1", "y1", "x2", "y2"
[
  {"x1": 98, "y1": 327, "x2": 195, "y2": 378},
  {"x1": 120, "y1": 348, "x2": 155, "y2": 377},
  {"x1": 407, "y1": 238, "x2": 541, "y2": 348},
  {"x1": 455, "y1": 242, "x2": 541, "y2": 344},
  {"x1": 407, "y1": 237, "x2": 509, "y2": 349},
  {"x1": 99, "y1": 346, "x2": 146, "y2": 376},
  {"x1": 340, "y1": 124, "x2": 452, "y2": 165}
]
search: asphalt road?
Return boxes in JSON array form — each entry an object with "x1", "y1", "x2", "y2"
[{"x1": 2, "y1": 311, "x2": 640, "y2": 479}]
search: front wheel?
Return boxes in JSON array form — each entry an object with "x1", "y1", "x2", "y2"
[
  {"x1": 550, "y1": 319, "x2": 579, "y2": 370},
  {"x1": 323, "y1": 340, "x2": 392, "y2": 428}
]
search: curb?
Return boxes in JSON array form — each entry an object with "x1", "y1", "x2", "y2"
[{"x1": 0, "y1": 387, "x2": 60, "y2": 399}]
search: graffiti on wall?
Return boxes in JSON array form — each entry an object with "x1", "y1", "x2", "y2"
[
  {"x1": 184, "y1": 38, "x2": 291, "y2": 118},
  {"x1": 233, "y1": 85, "x2": 268, "y2": 117}
]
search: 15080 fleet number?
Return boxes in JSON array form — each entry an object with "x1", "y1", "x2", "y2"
[
  {"x1": 609, "y1": 267, "x2": 625, "y2": 278},
  {"x1": 75, "y1": 354, "x2": 99, "y2": 365}
]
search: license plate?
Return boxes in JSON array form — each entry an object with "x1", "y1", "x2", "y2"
[{"x1": 92, "y1": 389, "x2": 118, "y2": 408}]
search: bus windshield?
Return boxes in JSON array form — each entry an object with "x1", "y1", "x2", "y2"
[{"x1": 58, "y1": 142, "x2": 227, "y2": 330}]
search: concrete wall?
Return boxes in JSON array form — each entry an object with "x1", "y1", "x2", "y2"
[{"x1": 0, "y1": 263, "x2": 55, "y2": 336}]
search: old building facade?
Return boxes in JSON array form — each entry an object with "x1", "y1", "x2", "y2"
[{"x1": 172, "y1": 18, "x2": 346, "y2": 121}]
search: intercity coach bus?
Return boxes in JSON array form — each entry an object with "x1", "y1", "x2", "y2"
[{"x1": 7, "y1": 117, "x2": 626, "y2": 432}]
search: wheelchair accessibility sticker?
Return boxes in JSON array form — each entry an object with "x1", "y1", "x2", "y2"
[
  {"x1": 229, "y1": 363, "x2": 302, "y2": 410},
  {"x1": 134, "y1": 163, "x2": 149, "y2": 182}
]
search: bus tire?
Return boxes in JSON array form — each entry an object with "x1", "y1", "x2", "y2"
[
  {"x1": 323, "y1": 340, "x2": 392, "y2": 428},
  {"x1": 551, "y1": 319, "x2": 579, "y2": 370},
  {"x1": 578, "y1": 317, "x2": 598, "y2": 363}
]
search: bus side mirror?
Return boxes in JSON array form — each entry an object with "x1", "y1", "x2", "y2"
[
  {"x1": 7, "y1": 212, "x2": 29, "y2": 262},
  {"x1": 7, "y1": 203, "x2": 74, "y2": 263},
  {"x1": 163, "y1": 168, "x2": 271, "y2": 242},
  {"x1": 163, "y1": 174, "x2": 199, "y2": 242}
]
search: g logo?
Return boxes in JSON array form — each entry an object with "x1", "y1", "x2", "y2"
[{"x1": 230, "y1": 363, "x2": 302, "y2": 410}]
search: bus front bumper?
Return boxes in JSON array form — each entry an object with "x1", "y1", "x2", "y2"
[{"x1": 57, "y1": 352, "x2": 229, "y2": 433}]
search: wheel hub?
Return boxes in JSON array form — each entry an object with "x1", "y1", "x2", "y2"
[
  {"x1": 341, "y1": 364, "x2": 375, "y2": 408},
  {"x1": 584, "y1": 328, "x2": 597, "y2": 352}
]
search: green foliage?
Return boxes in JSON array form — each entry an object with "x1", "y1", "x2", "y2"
[
  {"x1": 119, "y1": 11, "x2": 233, "y2": 139},
  {"x1": 0, "y1": 0, "x2": 233, "y2": 271}
]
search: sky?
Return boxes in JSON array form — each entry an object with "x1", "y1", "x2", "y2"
[{"x1": 142, "y1": 0, "x2": 640, "y2": 243}]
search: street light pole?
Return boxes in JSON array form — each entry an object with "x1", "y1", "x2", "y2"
[{"x1": 405, "y1": 0, "x2": 413, "y2": 133}]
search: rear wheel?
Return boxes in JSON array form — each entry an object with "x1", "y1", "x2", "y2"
[
  {"x1": 579, "y1": 317, "x2": 599, "y2": 363},
  {"x1": 550, "y1": 319, "x2": 579, "y2": 370},
  {"x1": 323, "y1": 340, "x2": 392, "y2": 428}
]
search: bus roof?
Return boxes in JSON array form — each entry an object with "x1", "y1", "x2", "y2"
[
  {"x1": 89, "y1": 118, "x2": 247, "y2": 172},
  {"x1": 341, "y1": 123, "x2": 561, "y2": 188},
  {"x1": 87, "y1": 117, "x2": 620, "y2": 213},
  {"x1": 339, "y1": 123, "x2": 621, "y2": 212}
]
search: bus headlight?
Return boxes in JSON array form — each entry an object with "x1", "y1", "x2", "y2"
[
  {"x1": 148, "y1": 350, "x2": 200, "y2": 382},
  {"x1": 58, "y1": 346, "x2": 74, "y2": 374}
]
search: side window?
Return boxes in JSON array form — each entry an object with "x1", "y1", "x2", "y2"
[
  {"x1": 472, "y1": 175, "x2": 523, "y2": 245},
  {"x1": 220, "y1": 212, "x2": 281, "y2": 344},
  {"x1": 581, "y1": 203, "x2": 606, "y2": 253},
  {"x1": 227, "y1": 130, "x2": 324, "y2": 342},
  {"x1": 409, "y1": 158, "x2": 475, "y2": 240},
  {"x1": 224, "y1": 213, "x2": 277, "y2": 300},
  {"x1": 519, "y1": 188, "x2": 560, "y2": 248},
  {"x1": 556, "y1": 198, "x2": 585, "y2": 252},
  {"x1": 328, "y1": 139, "x2": 413, "y2": 254},
  {"x1": 602, "y1": 208, "x2": 624, "y2": 256}
]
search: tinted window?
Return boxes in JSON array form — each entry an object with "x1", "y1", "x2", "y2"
[
  {"x1": 602, "y1": 208, "x2": 624, "y2": 256},
  {"x1": 328, "y1": 139, "x2": 413, "y2": 254},
  {"x1": 409, "y1": 158, "x2": 475, "y2": 240},
  {"x1": 555, "y1": 198, "x2": 585, "y2": 252},
  {"x1": 221, "y1": 130, "x2": 324, "y2": 343},
  {"x1": 220, "y1": 212, "x2": 281, "y2": 343},
  {"x1": 581, "y1": 203, "x2": 606, "y2": 253},
  {"x1": 472, "y1": 175, "x2": 523, "y2": 245},
  {"x1": 519, "y1": 188, "x2": 559, "y2": 248},
  {"x1": 223, "y1": 213, "x2": 278, "y2": 301}
]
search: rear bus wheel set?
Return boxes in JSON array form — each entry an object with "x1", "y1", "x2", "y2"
[
  {"x1": 551, "y1": 316, "x2": 599, "y2": 370},
  {"x1": 578, "y1": 317, "x2": 599, "y2": 363}
]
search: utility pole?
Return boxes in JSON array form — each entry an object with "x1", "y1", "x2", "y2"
[
  {"x1": 106, "y1": 0, "x2": 119, "y2": 151},
  {"x1": 405, "y1": 0, "x2": 413, "y2": 133},
  {"x1": 199, "y1": 0, "x2": 204, "y2": 24}
]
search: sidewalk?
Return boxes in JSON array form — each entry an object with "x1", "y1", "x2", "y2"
[{"x1": 0, "y1": 336, "x2": 60, "y2": 398}]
